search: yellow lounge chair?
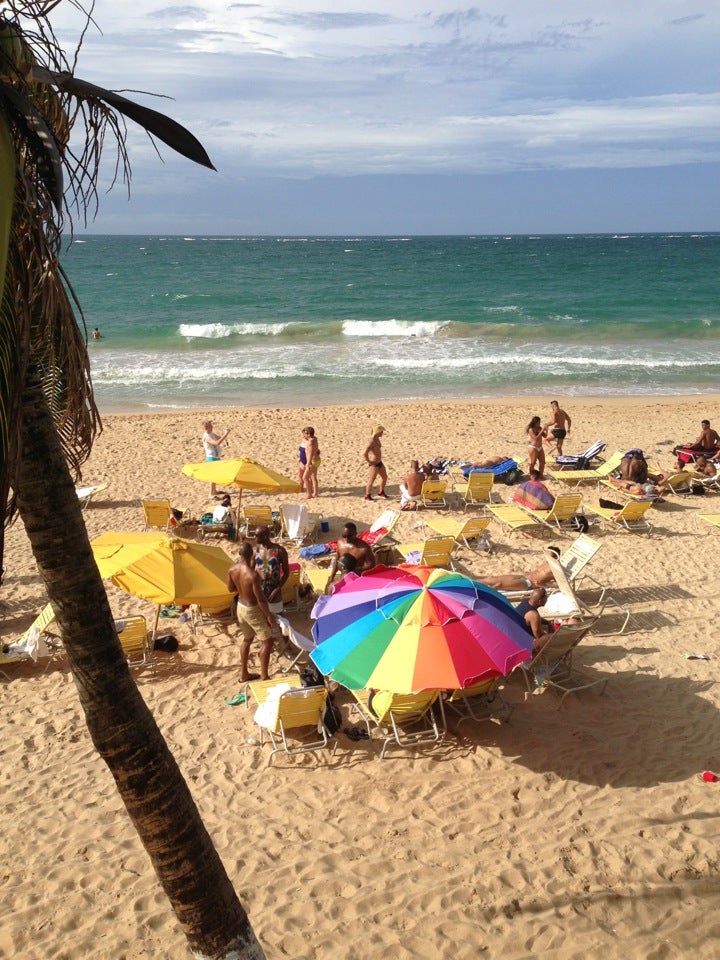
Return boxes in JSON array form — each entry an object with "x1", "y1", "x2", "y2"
[
  {"x1": 116, "y1": 615, "x2": 156, "y2": 672},
  {"x1": 239, "y1": 504, "x2": 275, "y2": 539},
  {"x1": 303, "y1": 565, "x2": 334, "y2": 596},
  {"x1": 422, "y1": 515, "x2": 493, "y2": 553},
  {"x1": 420, "y1": 479, "x2": 449, "y2": 509},
  {"x1": 547, "y1": 451, "x2": 624, "y2": 486},
  {"x1": 445, "y1": 676, "x2": 512, "y2": 725},
  {"x1": 280, "y1": 566, "x2": 302, "y2": 611},
  {"x1": 486, "y1": 503, "x2": 541, "y2": 536},
  {"x1": 452, "y1": 472, "x2": 495, "y2": 510},
  {"x1": 395, "y1": 536, "x2": 457, "y2": 568},
  {"x1": 540, "y1": 552, "x2": 629, "y2": 636},
  {"x1": 697, "y1": 514, "x2": 720, "y2": 533},
  {"x1": 585, "y1": 498, "x2": 653, "y2": 533},
  {"x1": 244, "y1": 674, "x2": 303, "y2": 708},
  {"x1": 350, "y1": 689, "x2": 446, "y2": 759},
  {"x1": 75, "y1": 481, "x2": 109, "y2": 509},
  {"x1": 520, "y1": 621, "x2": 608, "y2": 708},
  {"x1": 0, "y1": 602, "x2": 59, "y2": 680},
  {"x1": 523, "y1": 492, "x2": 584, "y2": 533},
  {"x1": 142, "y1": 498, "x2": 174, "y2": 532},
  {"x1": 558, "y1": 534, "x2": 606, "y2": 601},
  {"x1": 279, "y1": 503, "x2": 320, "y2": 544},
  {"x1": 253, "y1": 684, "x2": 331, "y2": 766}
]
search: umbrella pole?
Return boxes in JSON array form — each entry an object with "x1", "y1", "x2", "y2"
[{"x1": 151, "y1": 605, "x2": 161, "y2": 645}]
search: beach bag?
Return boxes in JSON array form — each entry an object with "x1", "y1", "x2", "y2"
[
  {"x1": 503, "y1": 468, "x2": 522, "y2": 485},
  {"x1": 569, "y1": 515, "x2": 590, "y2": 533}
]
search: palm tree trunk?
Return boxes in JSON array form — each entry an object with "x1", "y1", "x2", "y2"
[{"x1": 15, "y1": 363, "x2": 264, "y2": 960}]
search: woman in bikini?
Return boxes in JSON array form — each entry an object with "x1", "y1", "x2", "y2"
[
  {"x1": 526, "y1": 415, "x2": 547, "y2": 477},
  {"x1": 299, "y1": 426, "x2": 320, "y2": 498}
]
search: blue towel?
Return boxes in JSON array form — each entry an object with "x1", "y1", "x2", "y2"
[{"x1": 300, "y1": 544, "x2": 332, "y2": 559}]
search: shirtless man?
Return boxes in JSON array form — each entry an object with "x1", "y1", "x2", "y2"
[
  {"x1": 477, "y1": 546, "x2": 561, "y2": 593},
  {"x1": 328, "y1": 523, "x2": 376, "y2": 584},
  {"x1": 400, "y1": 460, "x2": 424, "y2": 510},
  {"x1": 226, "y1": 541, "x2": 277, "y2": 682},
  {"x1": 364, "y1": 425, "x2": 388, "y2": 501},
  {"x1": 619, "y1": 450, "x2": 648, "y2": 484},
  {"x1": 544, "y1": 400, "x2": 572, "y2": 455},
  {"x1": 692, "y1": 455, "x2": 718, "y2": 477},
  {"x1": 691, "y1": 420, "x2": 720, "y2": 452}
]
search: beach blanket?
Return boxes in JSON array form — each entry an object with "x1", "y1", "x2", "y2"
[{"x1": 513, "y1": 479, "x2": 555, "y2": 511}]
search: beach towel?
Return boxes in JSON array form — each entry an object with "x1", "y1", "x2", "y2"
[
  {"x1": 282, "y1": 503, "x2": 314, "y2": 541},
  {"x1": 463, "y1": 458, "x2": 519, "y2": 479},
  {"x1": 299, "y1": 544, "x2": 332, "y2": 560}
]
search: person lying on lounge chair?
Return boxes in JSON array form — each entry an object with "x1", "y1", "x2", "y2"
[
  {"x1": 477, "y1": 547, "x2": 561, "y2": 593},
  {"x1": 468, "y1": 454, "x2": 511, "y2": 469},
  {"x1": 692, "y1": 455, "x2": 718, "y2": 478}
]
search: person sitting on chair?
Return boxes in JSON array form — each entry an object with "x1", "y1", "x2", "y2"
[
  {"x1": 515, "y1": 588, "x2": 555, "y2": 654},
  {"x1": 328, "y1": 523, "x2": 376, "y2": 584},
  {"x1": 400, "y1": 460, "x2": 424, "y2": 510}
]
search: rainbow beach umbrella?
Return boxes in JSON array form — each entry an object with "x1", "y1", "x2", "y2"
[{"x1": 310, "y1": 564, "x2": 533, "y2": 693}]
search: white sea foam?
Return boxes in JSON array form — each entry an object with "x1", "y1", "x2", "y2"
[
  {"x1": 178, "y1": 322, "x2": 291, "y2": 338},
  {"x1": 341, "y1": 319, "x2": 448, "y2": 337}
]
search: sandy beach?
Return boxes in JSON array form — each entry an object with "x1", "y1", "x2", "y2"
[{"x1": 2, "y1": 394, "x2": 720, "y2": 959}]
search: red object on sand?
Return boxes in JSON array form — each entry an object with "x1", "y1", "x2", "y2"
[{"x1": 702, "y1": 771, "x2": 718, "y2": 782}]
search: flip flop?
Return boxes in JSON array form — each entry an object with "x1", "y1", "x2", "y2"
[{"x1": 224, "y1": 692, "x2": 247, "y2": 706}]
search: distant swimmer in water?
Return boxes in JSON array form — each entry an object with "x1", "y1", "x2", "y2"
[{"x1": 92, "y1": 327, "x2": 102, "y2": 340}]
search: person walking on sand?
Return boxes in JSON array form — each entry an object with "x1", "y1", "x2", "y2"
[
  {"x1": 226, "y1": 541, "x2": 277, "y2": 682},
  {"x1": 526, "y1": 415, "x2": 547, "y2": 477},
  {"x1": 544, "y1": 400, "x2": 572, "y2": 455},
  {"x1": 298, "y1": 426, "x2": 321, "y2": 499},
  {"x1": 202, "y1": 419, "x2": 230, "y2": 497},
  {"x1": 364, "y1": 425, "x2": 389, "y2": 501}
]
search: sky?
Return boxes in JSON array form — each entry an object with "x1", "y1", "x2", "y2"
[{"x1": 32, "y1": 0, "x2": 720, "y2": 234}]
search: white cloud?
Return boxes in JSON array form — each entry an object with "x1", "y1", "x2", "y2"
[{"x1": 27, "y1": 1, "x2": 720, "y2": 230}]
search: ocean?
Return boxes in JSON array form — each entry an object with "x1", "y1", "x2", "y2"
[{"x1": 61, "y1": 233, "x2": 720, "y2": 413}]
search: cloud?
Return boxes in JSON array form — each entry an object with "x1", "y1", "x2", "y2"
[{"x1": 40, "y1": 0, "x2": 720, "y2": 231}]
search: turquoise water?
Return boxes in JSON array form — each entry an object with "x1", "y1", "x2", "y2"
[{"x1": 62, "y1": 233, "x2": 720, "y2": 412}]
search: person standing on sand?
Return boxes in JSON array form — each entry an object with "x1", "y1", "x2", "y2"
[
  {"x1": 526, "y1": 416, "x2": 547, "y2": 477},
  {"x1": 202, "y1": 420, "x2": 230, "y2": 497},
  {"x1": 298, "y1": 426, "x2": 321, "y2": 499},
  {"x1": 364, "y1": 425, "x2": 389, "y2": 501},
  {"x1": 544, "y1": 400, "x2": 572, "y2": 455},
  {"x1": 226, "y1": 541, "x2": 277, "y2": 682}
]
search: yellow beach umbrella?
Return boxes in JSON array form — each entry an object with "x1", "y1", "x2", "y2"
[
  {"x1": 92, "y1": 531, "x2": 169, "y2": 579},
  {"x1": 91, "y1": 531, "x2": 234, "y2": 637},
  {"x1": 181, "y1": 457, "x2": 301, "y2": 504}
]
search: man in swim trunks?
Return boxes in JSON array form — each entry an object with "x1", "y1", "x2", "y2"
[
  {"x1": 544, "y1": 400, "x2": 572, "y2": 455},
  {"x1": 477, "y1": 546, "x2": 561, "y2": 593},
  {"x1": 226, "y1": 541, "x2": 277, "y2": 682},
  {"x1": 364, "y1": 425, "x2": 389, "y2": 501},
  {"x1": 400, "y1": 460, "x2": 424, "y2": 510},
  {"x1": 328, "y1": 523, "x2": 376, "y2": 585}
]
